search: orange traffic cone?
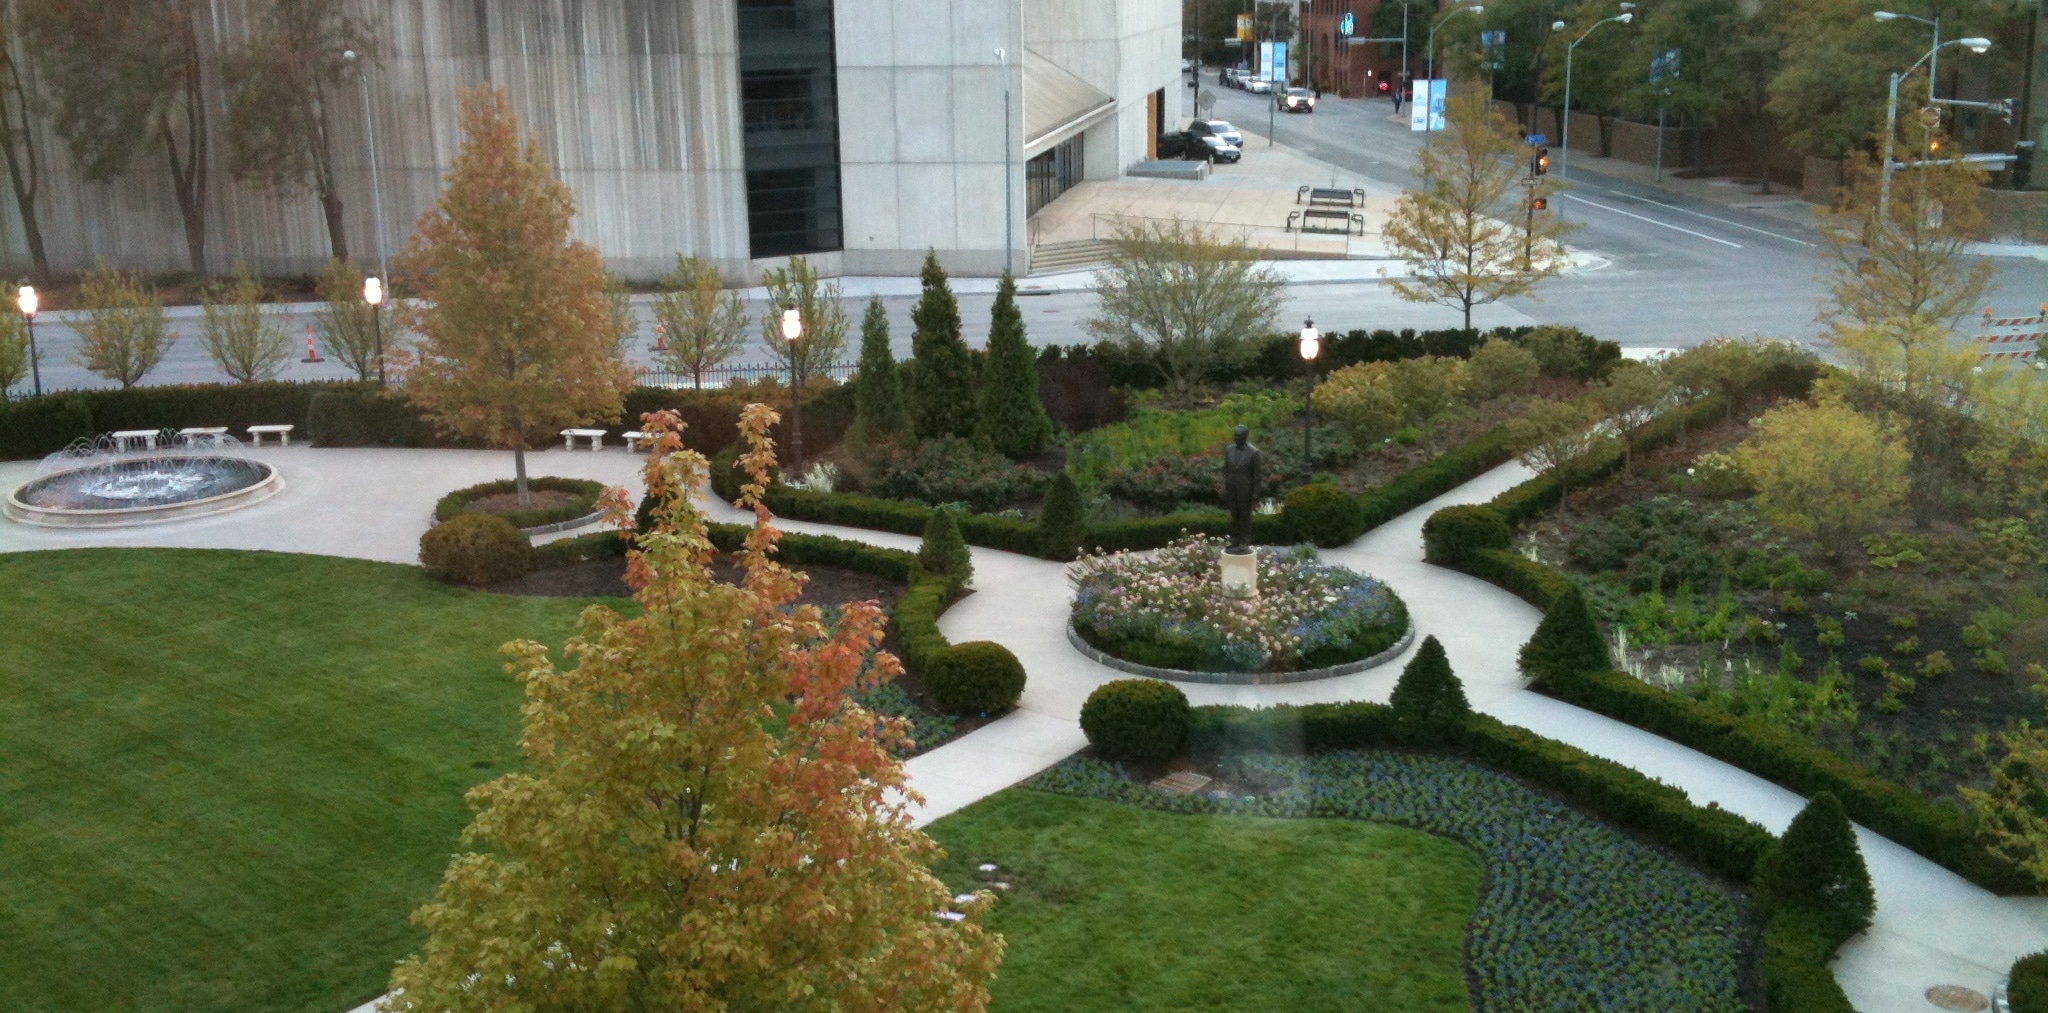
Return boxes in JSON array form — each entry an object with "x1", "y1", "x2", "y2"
[
  {"x1": 653, "y1": 322, "x2": 667, "y2": 351},
  {"x1": 301, "y1": 326, "x2": 323, "y2": 363}
]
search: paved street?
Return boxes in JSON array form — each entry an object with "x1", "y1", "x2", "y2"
[{"x1": 9, "y1": 90, "x2": 2043, "y2": 396}]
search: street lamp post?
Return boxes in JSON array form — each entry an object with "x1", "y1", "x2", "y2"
[
  {"x1": 16, "y1": 284, "x2": 38, "y2": 397},
  {"x1": 1875, "y1": 10, "x2": 1941, "y2": 105},
  {"x1": 997, "y1": 48, "x2": 1013, "y2": 275},
  {"x1": 1558, "y1": 11, "x2": 1633, "y2": 180},
  {"x1": 1880, "y1": 37, "x2": 1993, "y2": 227},
  {"x1": 342, "y1": 49, "x2": 389, "y2": 284},
  {"x1": 1298, "y1": 318, "x2": 1319, "y2": 486},
  {"x1": 363, "y1": 275, "x2": 385, "y2": 386},
  {"x1": 781, "y1": 304, "x2": 804, "y2": 473},
  {"x1": 1424, "y1": 4, "x2": 1485, "y2": 134}
]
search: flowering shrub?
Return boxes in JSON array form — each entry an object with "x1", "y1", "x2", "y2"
[
  {"x1": 1031, "y1": 750, "x2": 1748, "y2": 1012},
  {"x1": 1069, "y1": 535, "x2": 1406, "y2": 673}
]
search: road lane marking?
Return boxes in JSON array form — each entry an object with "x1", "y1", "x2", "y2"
[
  {"x1": 1559, "y1": 193, "x2": 1744, "y2": 248},
  {"x1": 1607, "y1": 191, "x2": 1818, "y2": 246}
]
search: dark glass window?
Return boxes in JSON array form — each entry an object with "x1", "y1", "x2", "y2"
[
  {"x1": 737, "y1": 0, "x2": 842, "y2": 257},
  {"x1": 1026, "y1": 134, "x2": 1085, "y2": 218}
]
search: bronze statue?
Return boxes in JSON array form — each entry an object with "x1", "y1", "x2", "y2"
[{"x1": 1222, "y1": 424, "x2": 1261, "y2": 551}]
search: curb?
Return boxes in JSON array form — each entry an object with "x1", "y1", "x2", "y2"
[{"x1": 1066, "y1": 621, "x2": 1416, "y2": 685}]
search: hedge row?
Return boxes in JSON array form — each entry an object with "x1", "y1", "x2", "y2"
[
  {"x1": 1185, "y1": 700, "x2": 1773, "y2": 887},
  {"x1": 1420, "y1": 394, "x2": 2030, "y2": 895},
  {"x1": 0, "y1": 380, "x2": 858, "y2": 461},
  {"x1": 709, "y1": 418, "x2": 1521, "y2": 561}
]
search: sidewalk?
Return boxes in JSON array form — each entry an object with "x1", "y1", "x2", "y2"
[{"x1": 7, "y1": 444, "x2": 2044, "y2": 1012}]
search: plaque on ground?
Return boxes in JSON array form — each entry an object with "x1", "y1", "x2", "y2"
[
  {"x1": 1923, "y1": 985, "x2": 1988, "y2": 1012},
  {"x1": 1149, "y1": 771, "x2": 1213, "y2": 795}
]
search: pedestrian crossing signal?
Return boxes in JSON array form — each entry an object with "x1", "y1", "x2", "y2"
[
  {"x1": 1533, "y1": 147, "x2": 1551, "y2": 175},
  {"x1": 1530, "y1": 197, "x2": 1549, "y2": 211}
]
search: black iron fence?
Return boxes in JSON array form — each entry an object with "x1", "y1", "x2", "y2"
[{"x1": 633, "y1": 361, "x2": 857, "y2": 390}]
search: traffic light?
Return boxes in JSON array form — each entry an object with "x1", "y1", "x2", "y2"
[
  {"x1": 1530, "y1": 196, "x2": 1549, "y2": 211},
  {"x1": 1532, "y1": 147, "x2": 1551, "y2": 176}
]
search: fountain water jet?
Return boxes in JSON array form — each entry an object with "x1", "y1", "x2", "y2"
[{"x1": 5, "y1": 431, "x2": 283, "y2": 528}]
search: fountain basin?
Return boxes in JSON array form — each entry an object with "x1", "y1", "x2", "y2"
[{"x1": 5, "y1": 456, "x2": 283, "y2": 528}]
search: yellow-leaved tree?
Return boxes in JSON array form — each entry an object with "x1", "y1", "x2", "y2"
[
  {"x1": 383, "y1": 405, "x2": 1004, "y2": 1012},
  {"x1": 396, "y1": 87, "x2": 632, "y2": 504},
  {"x1": 1732, "y1": 393, "x2": 1908, "y2": 555}
]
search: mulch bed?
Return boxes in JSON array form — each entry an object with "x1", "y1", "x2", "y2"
[{"x1": 465, "y1": 490, "x2": 584, "y2": 517}]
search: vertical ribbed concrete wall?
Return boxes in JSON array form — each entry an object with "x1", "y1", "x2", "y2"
[{"x1": 0, "y1": 0, "x2": 1177, "y2": 282}]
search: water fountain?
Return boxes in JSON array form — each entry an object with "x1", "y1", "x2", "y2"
[{"x1": 4, "y1": 431, "x2": 284, "y2": 528}]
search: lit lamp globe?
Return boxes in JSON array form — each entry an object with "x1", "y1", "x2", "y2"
[
  {"x1": 362, "y1": 276, "x2": 384, "y2": 306},
  {"x1": 1298, "y1": 318, "x2": 1319, "y2": 361},
  {"x1": 17, "y1": 284, "x2": 37, "y2": 317}
]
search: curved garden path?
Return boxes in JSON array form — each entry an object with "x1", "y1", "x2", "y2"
[{"x1": 2, "y1": 445, "x2": 2043, "y2": 1013}]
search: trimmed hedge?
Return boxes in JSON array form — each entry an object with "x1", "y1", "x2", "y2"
[
  {"x1": 1080, "y1": 679, "x2": 1191, "y2": 761},
  {"x1": 1421, "y1": 504, "x2": 1511, "y2": 562},
  {"x1": 1760, "y1": 908, "x2": 1857, "y2": 1013},
  {"x1": 925, "y1": 641, "x2": 1026, "y2": 715},
  {"x1": 2012, "y1": 951, "x2": 2048, "y2": 1013},
  {"x1": 419, "y1": 513, "x2": 534, "y2": 585},
  {"x1": 1183, "y1": 700, "x2": 1772, "y2": 885},
  {"x1": 1281, "y1": 482, "x2": 1360, "y2": 548},
  {"x1": 434, "y1": 477, "x2": 603, "y2": 530}
]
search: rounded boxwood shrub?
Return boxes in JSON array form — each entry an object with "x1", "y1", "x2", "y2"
[
  {"x1": 434, "y1": 476, "x2": 603, "y2": 530},
  {"x1": 1080, "y1": 678, "x2": 1190, "y2": 761},
  {"x1": 1283, "y1": 481, "x2": 1362, "y2": 548},
  {"x1": 2011, "y1": 951, "x2": 2048, "y2": 1013},
  {"x1": 1422, "y1": 504, "x2": 1512, "y2": 562},
  {"x1": 420, "y1": 513, "x2": 534, "y2": 585},
  {"x1": 925, "y1": 641, "x2": 1025, "y2": 715}
]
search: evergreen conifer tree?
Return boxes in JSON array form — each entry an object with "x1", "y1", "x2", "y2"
[
  {"x1": 1752, "y1": 791, "x2": 1877, "y2": 940},
  {"x1": 915, "y1": 508, "x2": 973, "y2": 587},
  {"x1": 1517, "y1": 585, "x2": 1612, "y2": 685},
  {"x1": 973, "y1": 271, "x2": 1053, "y2": 459},
  {"x1": 910, "y1": 250, "x2": 977, "y2": 440},
  {"x1": 1389, "y1": 635, "x2": 1470, "y2": 740},
  {"x1": 1038, "y1": 471, "x2": 1086, "y2": 561},
  {"x1": 849, "y1": 296, "x2": 908, "y2": 446}
]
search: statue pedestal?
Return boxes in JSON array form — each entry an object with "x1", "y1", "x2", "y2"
[{"x1": 1220, "y1": 547, "x2": 1258, "y2": 598}]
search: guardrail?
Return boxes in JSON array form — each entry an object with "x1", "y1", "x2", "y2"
[{"x1": 633, "y1": 361, "x2": 856, "y2": 389}]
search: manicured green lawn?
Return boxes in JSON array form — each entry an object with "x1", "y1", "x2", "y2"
[
  {"x1": 927, "y1": 790, "x2": 1482, "y2": 1012},
  {"x1": 0, "y1": 548, "x2": 608, "y2": 1013}
]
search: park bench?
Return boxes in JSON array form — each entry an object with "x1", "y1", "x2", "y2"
[
  {"x1": 246, "y1": 424, "x2": 295, "y2": 447},
  {"x1": 620, "y1": 430, "x2": 654, "y2": 451},
  {"x1": 560, "y1": 428, "x2": 607, "y2": 451},
  {"x1": 176, "y1": 427, "x2": 229, "y2": 446},
  {"x1": 1286, "y1": 207, "x2": 1365, "y2": 236},
  {"x1": 110, "y1": 429, "x2": 160, "y2": 451},
  {"x1": 1297, "y1": 186, "x2": 1365, "y2": 207}
]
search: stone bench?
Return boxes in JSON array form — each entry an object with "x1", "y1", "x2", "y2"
[
  {"x1": 176, "y1": 427, "x2": 229, "y2": 446},
  {"x1": 110, "y1": 429, "x2": 160, "y2": 451},
  {"x1": 620, "y1": 430, "x2": 654, "y2": 451},
  {"x1": 246, "y1": 424, "x2": 295, "y2": 447},
  {"x1": 560, "y1": 428, "x2": 607, "y2": 451}
]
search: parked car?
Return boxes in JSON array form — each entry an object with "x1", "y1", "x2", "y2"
[
  {"x1": 1244, "y1": 77, "x2": 1273, "y2": 94},
  {"x1": 1279, "y1": 87, "x2": 1316, "y2": 113},
  {"x1": 1188, "y1": 118, "x2": 1244, "y2": 147},
  {"x1": 1159, "y1": 127, "x2": 1242, "y2": 163},
  {"x1": 1221, "y1": 67, "x2": 1246, "y2": 89}
]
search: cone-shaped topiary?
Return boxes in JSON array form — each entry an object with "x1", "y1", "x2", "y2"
[
  {"x1": 973, "y1": 271, "x2": 1053, "y2": 459},
  {"x1": 848, "y1": 296, "x2": 909, "y2": 446},
  {"x1": 915, "y1": 507, "x2": 973, "y2": 586},
  {"x1": 1752, "y1": 791, "x2": 1876, "y2": 941},
  {"x1": 1038, "y1": 471, "x2": 1087, "y2": 561},
  {"x1": 909, "y1": 250, "x2": 977, "y2": 441},
  {"x1": 1389, "y1": 635, "x2": 1469, "y2": 741},
  {"x1": 1518, "y1": 584, "x2": 1612, "y2": 686}
]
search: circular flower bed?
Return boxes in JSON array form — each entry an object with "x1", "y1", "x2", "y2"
[
  {"x1": 1070, "y1": 535, "x2": 1407, "y2": 674},
  {"x1": 434, "y1": 477, "x2": 603, "y2": 532}
]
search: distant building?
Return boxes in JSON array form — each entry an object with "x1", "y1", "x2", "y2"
[
  {"x1": 0, "y1": 0, "x2": 1180, "y2": 282},
  {"x1": 1300, "y1": 0, "x2": 1408, "y2": 100}
]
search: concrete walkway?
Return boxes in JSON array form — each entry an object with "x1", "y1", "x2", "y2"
[{"x1": 4, "y1": 445, "x2": 2044, "y2": 1013}]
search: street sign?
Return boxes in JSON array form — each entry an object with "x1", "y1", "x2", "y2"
[
  {"x1": 1480, "y1": 31, "x2": 1506, "y2": 71},
  {"x1": 1650, "y1": 49, "x2": 1680, "y2": 84},
  {"x1": 1197, "y1": 91, "x2": 1216, "y2": 114},
  {"x1": 1339, "y1": 12, "x2": 1354, "y2": 36},
  {"x1": 1525, "y1": 134, "x2": 1547, "y2": 145}
]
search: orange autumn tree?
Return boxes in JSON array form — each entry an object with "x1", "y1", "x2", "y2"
[
  {"x1": 383, "y1": 405, "x2": 1004, "y2": 1013},
  {"x1": 397, "y1": 86, "x2": 631, "y2": 504}
]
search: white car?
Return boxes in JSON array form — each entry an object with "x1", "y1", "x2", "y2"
[
  {"x1": 1244, "y1": 78, "x2": 1273, "y2": 94},
  {"x1": 1279, "y1": 87, "x2": 1316, "y2": 113}
]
